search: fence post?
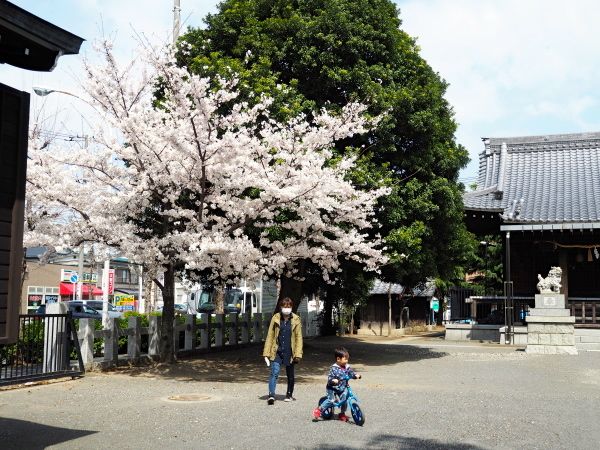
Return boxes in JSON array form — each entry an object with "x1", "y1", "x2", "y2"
[
  {"x1": 104, "y1": 318, "x2": 118, "y2": 363},
  {"x1": 43, "y1": 303, "x2": 68, "y2": 372},
  {"x1": 301, "y1": 314, "x2": 307, "y2": 337},
  {"x1": 252, "y1": 313, "x2": 262, "y2": 343},
  {"x1": 241, "y1": 312, "x2": 250, "y2": 344},
  {"x1": 215, "y1": 314, "x2": 224, "y2": 347},
  {"x1": 79, "y1": 318, "x2": 94, "y2": 366},
  {"x1": 263, "y1": 315, "x2": 271, "y2": 340},
  {"x1": 184, "y1": 314, "x2": 196, "y2": 350},
  {"x1": 148, "y1": 316, "x2": 160, "y2": 357},
  {"x1": 199, "y1": 313, "x2": 209, "y2": 349},
  {"x1": 128, "y1": 316, "x2": 141, "y2": 359},
  {"x1": 228, "y1": 313, "x2": 238, "y2": 345}
]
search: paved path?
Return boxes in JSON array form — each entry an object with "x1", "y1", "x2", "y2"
[{"x1": 1, "y1": 335, "x2": 599, "y2": 449}]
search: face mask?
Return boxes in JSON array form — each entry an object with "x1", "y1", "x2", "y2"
[{"x1": 281, "y1": 308, "x2": 292, "y2": 315}]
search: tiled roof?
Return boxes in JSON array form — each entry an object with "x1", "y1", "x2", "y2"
[
  {"x1": 464, "y1": 132, "x2": 600, "y2": 223},
  {"x1": 369, "y1": 279, "x2": 404, "y2": 295},
  {"x1": 25, "y1": 247, "x2": 48, "y2": 259},
  {"x1": 368, "y1": 280, "x2": 435, "y2": 297},
  {"x1": 411, "y1": 281, "x2": 436, "y2": 297}
]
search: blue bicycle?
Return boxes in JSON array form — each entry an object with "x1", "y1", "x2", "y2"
[{"x1": 317, "y1": 375, "x2": 365, "y2": 426}]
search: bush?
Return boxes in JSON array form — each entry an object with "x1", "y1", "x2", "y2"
[{"x1": 18, "y1": 319, "x2": 45, "y2": 363}]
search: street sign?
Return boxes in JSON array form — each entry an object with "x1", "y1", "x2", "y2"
[
  {"x1": 70, "y1": 273, "x2": 79, "y2": 284},
  {"x1": 61, "y1": 269, "x2": 97, "y2": 283},
  {"x1": 107, "y1": 269, "x2": 115, "y2": 294},
  {"x1": 431, "y1": 297, "x2": 440, "y2": 313}
]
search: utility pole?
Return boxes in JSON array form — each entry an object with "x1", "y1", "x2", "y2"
[
  {"x1": 173, "y1": 0, "x2": 181, "y2": 44},
  {"x1": 102, "y1": 259, "x2": 110, "y2": 328},
  {"x1": 77, "y1": 245, "x2": 84, "y2": 300}
]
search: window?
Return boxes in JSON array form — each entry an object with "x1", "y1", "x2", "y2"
[
  {"x1": 28, "y1": 286, "x2": 59, "y2": 309},
  {"x1": 27, "y1": 286, "x2": 44, "y2": 295},
  {"x1": 115, "y1": 268, "x2": 130, "y2": 284}
]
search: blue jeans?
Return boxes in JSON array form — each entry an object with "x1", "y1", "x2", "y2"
[
  {"x1": 319, "y1": 388, "x2": 348, "y2": 414},
  {"x1": 268, "y1": 360, "x2": 295, "y2": 396}
]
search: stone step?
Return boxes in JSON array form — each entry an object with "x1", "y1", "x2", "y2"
[
  {"x1": 575, "y1": 334, "x2": 600, "y2": 344},
  {"x1": 575, "y1": 328, "x2": 600, "y2": 337},
  {"x1": 525, "y1": 344, "x2": 578, "y2": 355},
  {"x1": 575, "y1": 342, "x2": 600, "y2": 351},
  {"x1": 526, "y1": 316, "x2": 575, "y2": 324},
  {"x1": 528, "y1": 308, "x2": 571, "y2": 317}
]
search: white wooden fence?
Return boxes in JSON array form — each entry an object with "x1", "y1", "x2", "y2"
[{"x1": 77, "y1": 312, "x2": 320, "y2": 368}]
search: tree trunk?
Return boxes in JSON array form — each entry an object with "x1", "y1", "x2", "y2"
[
  {"x1": 279, "y1": 276, "x2": 303, "y2": 312},
  {"x1": 159, "y1": 264, "x2": 176, "y2": 363},
  {"x1": 214, "y1": 285, "x2": 224, "y2": 314},
  {"x1": 388, "y1": 283, "x2": 392, "y2": 336},
  {"x1": 321, "y1": 286, "x2": 336, "y2": 336},
  {"x1": 143, "y1": 274, "x2": 157, "y2": 312}
]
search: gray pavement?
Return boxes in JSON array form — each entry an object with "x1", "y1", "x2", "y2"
[{"x1": 1, "y1": 334, "x2": 599, "y2": 449}]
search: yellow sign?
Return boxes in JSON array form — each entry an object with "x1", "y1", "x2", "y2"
[{"x1": 114, "y1": 294, "x2": 136, "y2": 312}]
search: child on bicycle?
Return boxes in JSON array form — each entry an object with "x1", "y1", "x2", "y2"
[{"x1": 312, "y1": 346, "x2": 361, "y2": 422}]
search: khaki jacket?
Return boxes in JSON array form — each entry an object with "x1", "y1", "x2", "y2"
[{"x1": 262, "y1": 313, "x2": 303, "y2": 361}]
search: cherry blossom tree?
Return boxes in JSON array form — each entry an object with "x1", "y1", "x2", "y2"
[{"x1": 26, "y1": 41, "x2": 388, "y2": 362}]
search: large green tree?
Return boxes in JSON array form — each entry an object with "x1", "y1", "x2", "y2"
[{"x1": 180, "y1": 0, "x2": 475, "y2": 320}]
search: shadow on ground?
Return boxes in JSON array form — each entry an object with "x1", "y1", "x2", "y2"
[
  {"x1": 111, "y1": 335, "x2": 448, "y2": 384},
  {"x1": 0, "y1": 417, "x2": 96, "y2": 450},
  {"x1": 315, "y1": 433, "x2": 483, "y2": 450}
]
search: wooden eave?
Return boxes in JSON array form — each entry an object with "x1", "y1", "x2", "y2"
[{"x1": 0, "y1": 0, "x2": 84, "y2": 71}]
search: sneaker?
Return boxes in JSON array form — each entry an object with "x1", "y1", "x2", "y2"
[
  {"x1": 312, "y1": 407, "x2": 322, "y2": 419},
  {"x1": 338, "y1": 413, "x2": 349, "y2": 422},
  {"x1": 284, "y1": 394, "x2": 295, "y2": 402},
  {"x1": 267, "y1": 396, "x2": 275, "y2": 405}
]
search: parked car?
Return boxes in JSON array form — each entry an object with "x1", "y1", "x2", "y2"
[
  {"x1": 32, "y1": 302, "x2": 102, "y2": 319},
  {"x1": 71, "y1": 300, "x2": 123, "y2": 318},
  {"x1": 157, "y1": 303, "x2": 191, "y2": 315},
  {"x1": 63, "y1": 301, "x2": 102, "y2": 319},
  {"x1": 196, "y1": 288, "x2": 242, "y2": 314}
]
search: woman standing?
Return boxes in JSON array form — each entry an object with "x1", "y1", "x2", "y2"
[{"x1": 262, "y1": 297, "x2": 303, "y2": 404}]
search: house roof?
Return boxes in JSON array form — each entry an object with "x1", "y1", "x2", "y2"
[
  {"x1": 368, "y1": 279, "x2": 436, "y2": 297},
  {"x1": 0, "y1": 1, "x2": 84, "y2": 71},
  {"x1": 369, "y1": 279, "x2": 404, "y2": 295},
  {"x1": 464, "y1": 131, "x2": 600, "y2": 224},
  {"x1": 25, "y1": 246, "x2": 48, "y2": 259},
  {"x1": 411, "y1": 281, "x2": 436, "y2": 298}
]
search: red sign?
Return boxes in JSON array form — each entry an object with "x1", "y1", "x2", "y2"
[{"x1": 108, "y1": 269, "x2": 115, "y2": 295}]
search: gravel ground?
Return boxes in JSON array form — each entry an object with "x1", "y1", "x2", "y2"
[{"x1": 1, "y1": 334, "x2": 599, "y2": 449}]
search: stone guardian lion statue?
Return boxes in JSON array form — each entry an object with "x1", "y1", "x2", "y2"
[{"x1": 536, "y1": 266, "x2": 562, "y2": 293}]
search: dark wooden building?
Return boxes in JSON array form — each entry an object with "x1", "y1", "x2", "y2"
[
  {"x1": 464, "y1": 132, "x2": 600, "y2": 326},
  {"x1": 0, "y1": 1, "x2": 83, "y2": 343},
  {"x1": 358, "y1": 280, "x2": 436, "y2": 335}
]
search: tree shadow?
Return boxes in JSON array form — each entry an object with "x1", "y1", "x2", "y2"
[
  {"x1": 0, "y1": 417, "x2": 96, "y2": 450},
  {"x1": 113, "y1": 335, "x2": 448, "y2": 384},
  {"x1": 315, "y1": 433, "x2": 484, "y2": 450}
]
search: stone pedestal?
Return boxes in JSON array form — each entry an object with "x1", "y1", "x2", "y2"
[{"x1": 525, "y1": 294, "x2": 577, "y2": 355}]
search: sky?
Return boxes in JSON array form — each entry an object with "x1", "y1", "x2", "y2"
[{"x1": 3, "y1": 0, "x2": 600, "y2": 183}]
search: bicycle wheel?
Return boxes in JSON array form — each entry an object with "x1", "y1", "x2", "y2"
[
  {"x1": 318, "y1": 396, "x2": 333, "y2": 420},
  {"x1": 349, "y1": 399, "x2": 365, "y2": 426}
]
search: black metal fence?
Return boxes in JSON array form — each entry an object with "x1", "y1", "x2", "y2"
[
  {"x1": 0, "y1": 314, "x2": 84, "y2": 386},
  {"x1": 448, "y1": 286, "x2": 474, "y2": 321},
  {"x1": 569, "y1": 298, "x2": 600, "y2": 327}
]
